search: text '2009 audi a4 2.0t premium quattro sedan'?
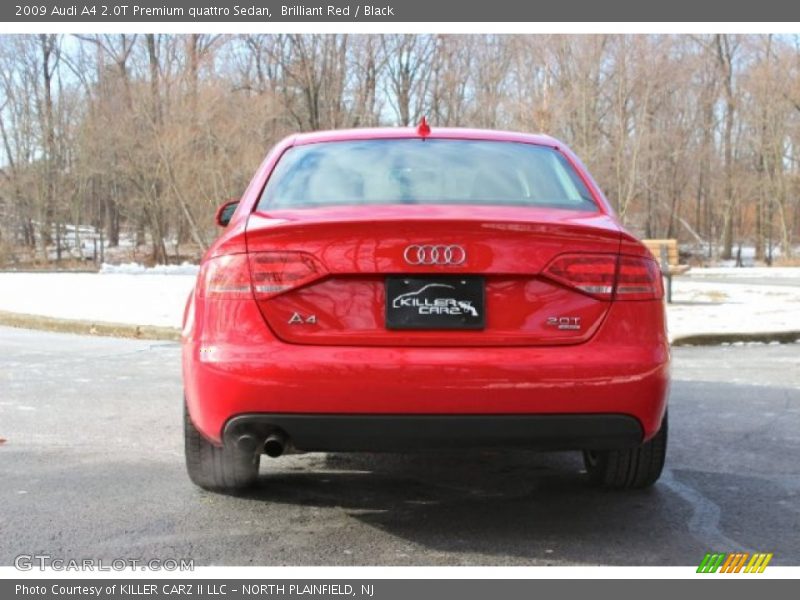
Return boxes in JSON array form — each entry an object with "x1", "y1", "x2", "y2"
[{"x1": 182, "y1": 121, "x2": 669, "y2": 493}]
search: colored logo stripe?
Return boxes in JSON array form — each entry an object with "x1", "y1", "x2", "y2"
[
  {"x1": 697, "y1": 552, "x2": 773, "y2": 573},
  {"x1": 719, "y1": 553, "x2": 749, "y2": 573},
  {"x1": 745, "y1": 553, "x2": 773, "y2": 573},
  {"x1": 697, "y1": 553, "x2": 725, "y2": 573}
]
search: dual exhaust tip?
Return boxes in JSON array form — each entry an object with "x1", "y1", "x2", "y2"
[{"x1": 235, "y1": 431, "x2": 288, "y2": 457}]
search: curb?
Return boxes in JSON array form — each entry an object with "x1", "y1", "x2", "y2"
[
  {"x1": 671, "y1": 330, "x2": 800, "y2": 346},
  {"x1": 0, "y1": 311, "x2": 180, "y2": 342}
]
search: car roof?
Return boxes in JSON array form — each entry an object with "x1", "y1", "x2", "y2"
[{"x1": 290, "y1": 127, "x2": 562, "y2": 148}]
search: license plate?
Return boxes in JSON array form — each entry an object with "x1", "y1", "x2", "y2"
[{"x1": 385, "y1": 276, "x2": 485, "y2": 330}]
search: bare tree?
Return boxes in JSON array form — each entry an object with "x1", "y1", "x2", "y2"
[{"x1": 1, "y1": 34, "x2": 798, "y2": 267}]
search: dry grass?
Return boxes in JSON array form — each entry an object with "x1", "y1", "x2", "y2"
[
  {"x1": 703, "y1": 290, "x2": 729, "y2": 302},
  {"x1": 773, "y1": 256, "x2": 800, "y2": 267}
]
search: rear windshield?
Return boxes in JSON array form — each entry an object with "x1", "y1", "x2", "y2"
[{"x1": 258, "y1": 139, "x2": 598, "y2": 211}]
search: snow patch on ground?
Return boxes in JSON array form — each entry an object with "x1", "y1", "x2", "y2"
[
  {"x1": 683, "y1": 267, "x2": 800, "y2": 279},
  {"x1": 0, "y1": 266, "x2": 797, "y2": 340},
  {"x1": 100, "y1": 262, "x2": 200, "y2": 276},
  {"x1": 0, "y1": 272, "x2": 196, "y2": 328},
  {"x1": 668, "y1": 277, "x2": 800, "y2": 340}
]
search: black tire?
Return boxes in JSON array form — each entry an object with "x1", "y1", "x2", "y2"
[
  {"x1": 184, "y1": 405, "x2": 259, "y2": 492},
  {"x1": 583, "y1": 413, "x2": 667, "y2": 490}
]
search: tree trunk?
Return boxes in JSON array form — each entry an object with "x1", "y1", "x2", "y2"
[
  {"x1": 715, "y1": 35, "x2": 737, "y2": 260},
  {"x1": 40, "y1": 34, "x2": 58, "y2": 264}
]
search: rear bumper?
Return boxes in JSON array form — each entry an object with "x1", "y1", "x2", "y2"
[
  {"x1": 223, "y1": 414, "x2": 644, "y2": 452},
  {"x1": 183, "y1": 299, "x2": 670, "y2": 446}
]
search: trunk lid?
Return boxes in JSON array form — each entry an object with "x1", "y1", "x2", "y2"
[{"x1": 246, "y1": 205, "x2": 622, "y2": 346}]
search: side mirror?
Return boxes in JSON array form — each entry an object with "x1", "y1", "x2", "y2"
[{"x1": 215, "y1": 199, "x2": 239, "y2": 227}]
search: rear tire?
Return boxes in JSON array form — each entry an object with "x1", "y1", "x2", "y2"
[
  {"x1": 184, "y1": 405, "x2": 259, "y2": 492},
  {"x1": 583, "y1": 413, "x2": 667, "y2": 490}
]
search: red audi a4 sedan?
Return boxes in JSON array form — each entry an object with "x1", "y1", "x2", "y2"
[{"x1": 182, "y1": 123, "x2": 669, "y2": 493}]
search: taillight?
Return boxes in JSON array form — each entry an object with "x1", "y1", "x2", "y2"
[
  {"x1": 198, "y1": 251, "x2": 326, "y2": 300},
  {"x1": 543, "y1": 253, "x2": 663, "y2": 301},
  {"x1": 248, "y1": 251, "x2": 325, "y2": 299},
  {"x1": 616, "y1": 256, "x2": 663, "y2": 300},
  {"x1": 544, "y1": 254, "x2": 618, "y2": 300},
  {"x1": 198, "y1": 254, "x2": 252, "y2": 299}
]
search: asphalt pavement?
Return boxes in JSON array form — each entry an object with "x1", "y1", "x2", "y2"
[{"x1": 1, "y1": 326, "x2": 798, "y2": 566}]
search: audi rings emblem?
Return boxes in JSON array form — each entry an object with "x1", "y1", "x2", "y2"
[{"x1": 403, "y1": 244, "x2": 467, "y2": 266}]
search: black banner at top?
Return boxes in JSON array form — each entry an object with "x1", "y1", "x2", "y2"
[{"x1": 2, "y1": 0, "x2": 800, "y2": 22}]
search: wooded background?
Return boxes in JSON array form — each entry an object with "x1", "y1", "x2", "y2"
[{"x1": 1, "y1": 34, "x2": 799, "y2": 266}]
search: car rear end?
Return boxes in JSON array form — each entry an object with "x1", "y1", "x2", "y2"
[{"x1": 182, "y1": 129, "x2": 669, "y2": 492}]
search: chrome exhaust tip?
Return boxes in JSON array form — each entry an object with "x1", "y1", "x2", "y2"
[{"x1": 263, "y1": 431, "x2": 287, "y2": 458}]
